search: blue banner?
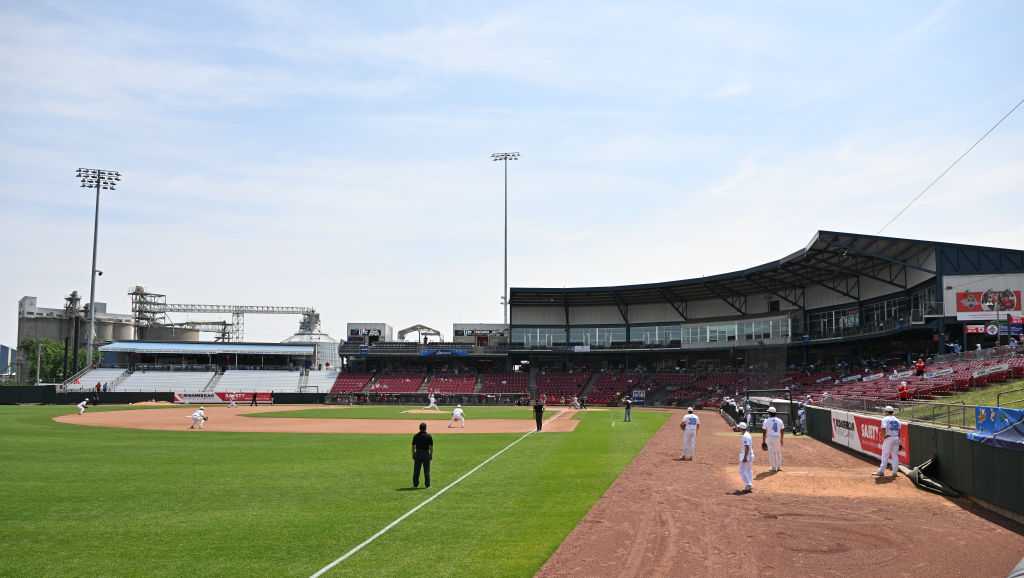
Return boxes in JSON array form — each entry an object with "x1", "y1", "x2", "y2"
[{"x1": 967, "y1": 406, "x2": 1024, "y2": 451}]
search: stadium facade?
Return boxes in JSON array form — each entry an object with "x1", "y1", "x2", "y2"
[{"x1": 507, "y1": 231, "x2": 1024, "y2": 369}]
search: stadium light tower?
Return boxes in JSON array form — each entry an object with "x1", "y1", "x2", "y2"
[
  {"x1": 75, "y1": 168, "x2": 121, "y2": 368},
  {"x1": 491, "y1": 152, "x2": 519, "y2": 329}
]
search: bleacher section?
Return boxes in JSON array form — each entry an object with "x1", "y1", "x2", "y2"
[
  {"x1": 214, "y1": 370, "x2": 301, "y2": 393},
  {"x1": 331, "y1": 372, "x2": 374, "y2": 394},
  {"x1": 305, "y1": 370, "x2": 339, "y2": 393},
  {"x1": 120, "y1": 371, "x2": 215, "y2": 392},
  {"x1": 371, "y1": 373, "x2": 426, "y2": 393},
  {"x1": 586, "y1": 372, "x2": 643, "y2": 404},
  {"x1": 479, "y1": 372, "x2": 529, "y2": 394},
  {"x1": 428, "y1": 373, "x2": 477, "y2": 394},
  {"x1": 537, "y1": 371, "x2": 590, "y2": 400},
  {"x1": 802, "y1": 354, "x2": 1024, "y2": 402},
  {"x1": 69, "y1": 368, "x2": 127, "y2": 391}
]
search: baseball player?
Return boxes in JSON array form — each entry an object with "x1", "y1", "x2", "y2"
[
  {"x1": 77, "y1": 398, "x2": 89, "y2": 415},
  {"x1": 874, "y1": 406, "x2": 902, "y2": 478},
  {"x1": 228, "y1": 397, "x2": 237, "y2": 409},
  {"x1": 762, "y1": 406, "x2": 785, "y2": 472},
  {"x1": 623, "y1": 396, "x2": 633, "y2": 422},
  {"x1": 737, "y1": 422, "x2": 754, "y2": 493},
  {"x1": 679, "y1": 407, "x2": 700, "y2": 460},
  {"x1": 189, "y1": 407, "x2": 207, "y2": 430},
  {"x1": 448, "y1": 404, "x2": 465, "y2": 428},
  {"x1": 425, "y1": 393, "x2": 439, "y2": 410}
]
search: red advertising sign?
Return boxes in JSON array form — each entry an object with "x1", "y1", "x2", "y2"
[
  {"x1": 217, "y1": 392, "x2": 273, "y2": 402},
  {"x1": 965, "y1": 325, "x2": 987, "y2": 334},
  {"x1": 831, "y1": 409, "x2": 909, "y2": 465},
  {"x1": 956, "y1": 289, "x2": 1021, "y2": 321}
]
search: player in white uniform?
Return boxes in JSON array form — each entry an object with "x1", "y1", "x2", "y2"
[
  {"x1": 189, "y1": 407, "x2": 207, "y2": 430},
  {"x1": 874, "y1": 406, "x2": 902, "y2": 478},
  {"x1": 448, "y1": 404, "x2": 465, "y2": 428},
  {"x1": 77, "y1": 398, "x2": 89, "y2": 415},
  {"x1": 737, "y1": 422, "x2": 754, "y2": 493},
  {"x1": 425, "y1": 393, "x2": 439, "y2": 410},
  {"x1": 679, "y1": 407, "x2": 700, "y2": 460},
  {"x1": 762, "y1": 406, "x2": 785, "y2": 472}
]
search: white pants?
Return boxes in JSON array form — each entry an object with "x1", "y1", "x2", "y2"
[
  {"x1": 448, "y1": 416, "x2": 464, "y2": 427},
  {"x1": 427, "y1": 402, "x2": 438, "y2": 410},
  {"x1": 78, "y1": 407, "x2": 86, "y2": 415},
  {"x1": 191, "y1": 417, "x2": 204, "y2": 430},
  {"x1": 682, "y1": 431, "x2": 697, "y2": 458},
  {"x1": 878, "y1": 436, "x2": 900, "y2": 474},
  {"x1": 739, "y1": 459, "x2": 753, "y2": 488},
  {"x1": 766, "y1": 436, "x2": 783, "y2": 470}
]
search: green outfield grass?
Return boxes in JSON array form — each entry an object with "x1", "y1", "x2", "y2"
[
  {"x1": 900, "y1": 379, "x2": 1024, "y2": 428},
  {"x1": 0, "y1": 405, "x2": 666, "y2": 577},
  {"x1": 249, "y1": 405, "x2": 555, "y2": 421}
]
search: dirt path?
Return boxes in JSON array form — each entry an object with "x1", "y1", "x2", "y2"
[
  {"x1": 537, "y1": 409, "x2": 1024, "y2": 578},
  {"x1": 54, "y1": 405, "x2": 580, "y2": 435}
]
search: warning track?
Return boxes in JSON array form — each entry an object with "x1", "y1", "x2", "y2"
[{"x1": 537, "y1": 410, "x2": 1024, "y2": 578}]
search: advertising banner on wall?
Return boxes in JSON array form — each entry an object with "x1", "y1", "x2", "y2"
[
  {"x1": 830, "y1": 409, "x2": 910, "y2": 465},
  {"x1": 174, "y1": 392, "x2": 273, "y2": 404},
  {"x1": 956, "y1": 289, "x2": 1021, "y2": 321}
]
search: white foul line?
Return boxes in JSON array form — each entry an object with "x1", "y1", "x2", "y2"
[{"x1": 309, "y1": 428, "x2": 537, "y2": 578}]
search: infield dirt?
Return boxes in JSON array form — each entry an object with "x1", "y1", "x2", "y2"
[
  {"x1": 537, "y1": 409, "x2": 1024, "y2": 578},
  {"x1": 54, "y1": 405, "x2": 580, "y2": 434}
]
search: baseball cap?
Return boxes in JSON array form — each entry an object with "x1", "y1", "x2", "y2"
[
  {"x1": 737, "y1": 422, "x2": 748, "y2": 430},
  {"x1": 768, "y1": 406, "x2": 777, "y2": 413},
  {"x1": 884, "y1": 405, "x2": 895, "y2": 413},
  {"x1": 687, "y1": 406, "x2": 694, "y2": 412}
]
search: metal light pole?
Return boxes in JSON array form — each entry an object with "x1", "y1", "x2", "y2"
[
  {"x1": 75, "y1": 168, "x2": 121, "y2": 368},
  {"x1": 491, "y1": 152, "x2": 519, "y2": 329}
]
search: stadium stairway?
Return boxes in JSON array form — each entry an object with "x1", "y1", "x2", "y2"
[
  {"x1": 202, "y1": 373, "x2": 222, "y2": 392},
  {"x1": 577, "y1": 373, "x2": 600, "y2": 399},
  {"x1": 417, "y1": 375, "x2": 431, "y2": 394}
]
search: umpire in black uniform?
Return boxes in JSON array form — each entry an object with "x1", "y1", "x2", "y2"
[
  {"x1": 533, "y1": 397, "x2": 545, "y2": 431},
  {"x1": 412, "y1": 422, "x2": 433, "y2": 488}
]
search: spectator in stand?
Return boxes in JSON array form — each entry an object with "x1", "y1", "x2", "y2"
[
  {"x1": 898, "y1": 381, "x2": 910, "y2": 401},
  {"x1": 1010, "y1": 337, "x2": 1019, "y2": 351},
  {"x1": 914, "y1": 358, "x2": 926, "y2": 376}
]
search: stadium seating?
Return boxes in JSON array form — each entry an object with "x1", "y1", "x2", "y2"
[
  {"x1": 214, "y1": 370, "x2": 302, "y2": 393},
  {"x1": 120, "y1": 371, "x2": 215, "y2": 392},
  {"x1": 372, "y1": 373, "x2": 426, "y2": 393},
  {"x1": 428, "y1": 373, "x2": 477, "y2": 394},
  {"x1": 69, "y1": 368, "x2": 128, "y2": 391},
  {"x1": 331, "y1": 372, "x2": 374, "y2": 394},
  {"x1": 305, "y1": 370, "x2": 339, "y2": 393},
  {"x1": 537, "y1": 371, "x2": 590, "y2": 400},
  {"x1": 479, "y1": 372, "x2": 529, "y2": 394},
  {"x1": 586, "y1": 372, "x2": 642, "y2": 404}
]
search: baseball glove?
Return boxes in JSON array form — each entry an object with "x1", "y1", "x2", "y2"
[
  {"x1": 204, "y1": 416, "x2": 209, "y2": 421},
  {"x1": 761, "y1": 441, "x2": 768, "y2": 451}
]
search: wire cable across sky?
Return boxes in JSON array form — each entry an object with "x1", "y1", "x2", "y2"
[{"x1": 877, "y1": 96, "x2": 1024, "y2": 234}]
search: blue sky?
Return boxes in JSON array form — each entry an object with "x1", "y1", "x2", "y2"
[{"x1": 1, "y1": 0, "x2": 1022, "y2": 345}]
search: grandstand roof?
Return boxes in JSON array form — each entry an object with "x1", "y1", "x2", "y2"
[
  {"x1": 100, "y1": 341, "x2": 315, "y2": 356},
  {"x1": 510, "y1": 230, "x2": 1024, "y2": 307}
]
